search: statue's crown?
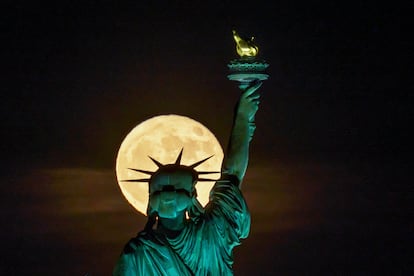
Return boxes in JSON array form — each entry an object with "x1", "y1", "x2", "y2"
[{"x1": 121, "y1": 148, "x2": 219, "y2": 185}]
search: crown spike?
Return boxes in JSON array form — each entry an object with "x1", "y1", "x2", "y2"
[
  {"x1": 148, "y1": 156, "x2": 164, "y2": 168},
  {"x1": 175, "y1": 148, "x2": 184, "y2": 165},
  {"x1": 189, "y1": 155, "x2": 214, "y2": 169},
  {"x1": 197, "y1": 178, "x2": 218, "y2": 182},
  {"x1": 197, "y1": 171, "x2": 221, "y2": 175},
  {"x1": 128, "y1": 168, "x2": 155, "y2": 175},
  {"x1": 120, "y1": 178, "x2": 151, "y2": 182}
]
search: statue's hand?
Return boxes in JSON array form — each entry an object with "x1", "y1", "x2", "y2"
[{"x1": 237, "y1": 81, "x2": 263, "y2": 122}]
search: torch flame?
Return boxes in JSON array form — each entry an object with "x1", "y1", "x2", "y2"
[{"x1": 232, "y1": 30, "x2": 259, "y2": 57}]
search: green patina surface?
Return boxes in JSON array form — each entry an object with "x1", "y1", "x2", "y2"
[{"x1": 113, "y1": 177, "x2": 250, "y2": 276}]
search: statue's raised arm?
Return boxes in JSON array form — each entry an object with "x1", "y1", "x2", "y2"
[{"x1": 222, "y1": 81, "x2": 263, "y2": 186}]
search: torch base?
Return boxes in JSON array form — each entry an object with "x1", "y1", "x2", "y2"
[{"x1": 227, "y1": 58, "x2": 269, "y2": 89}]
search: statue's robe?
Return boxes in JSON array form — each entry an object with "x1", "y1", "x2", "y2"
[{"x1": 113, "y1": 177, "x2": 251, "y2": 276}]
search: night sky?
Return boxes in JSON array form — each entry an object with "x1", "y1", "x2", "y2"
[{"x1": 1, "y1": 1, "x2": 412, "y2": 275}]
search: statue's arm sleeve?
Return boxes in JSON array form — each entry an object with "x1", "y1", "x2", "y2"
[{"x1": 206, "y1": 175, "x2": 251, "y2": 245}]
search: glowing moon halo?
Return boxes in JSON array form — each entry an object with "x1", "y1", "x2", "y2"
[{"x1": 116, "y1": 115, "x2": 224, "y2": 215}]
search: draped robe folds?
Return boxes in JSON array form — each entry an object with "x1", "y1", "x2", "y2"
[{"x1": 113, "y1": 177, "x2": 251, "y2": 276}]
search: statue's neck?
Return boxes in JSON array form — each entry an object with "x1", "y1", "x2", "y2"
[{"x1": 157, "y1": 211, "x2": 187, "y2": 238}]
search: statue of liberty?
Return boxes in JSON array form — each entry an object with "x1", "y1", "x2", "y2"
[{"x1": 113, "y1": 31, "x2": 268, "y2": 276}]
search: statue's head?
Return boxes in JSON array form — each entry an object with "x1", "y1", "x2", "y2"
[
  {"x1": 123, "y1": 149, "x2": 217, "y2": 220},
  {"x1": 148, "y1": 165, "x2": 197, "y2": 218}
]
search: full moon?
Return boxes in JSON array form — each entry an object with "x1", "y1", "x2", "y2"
[{"x1": 116, "y1": 114, "x2": 224, "y2": 215}]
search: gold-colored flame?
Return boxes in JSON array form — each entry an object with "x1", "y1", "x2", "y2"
[{"x1": 232, "y1": 30, "x2": 259, "y2": 57}]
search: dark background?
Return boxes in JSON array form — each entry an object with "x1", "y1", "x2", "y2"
[{"x1": 1, "y1": 1, "x2": 412, "y2": 275}]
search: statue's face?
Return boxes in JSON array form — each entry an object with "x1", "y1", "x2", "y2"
[{"x1": 149, "y1": 171, "x2": 194, "y2": 219}]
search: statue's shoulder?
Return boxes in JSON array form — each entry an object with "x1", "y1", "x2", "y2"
[
  {"x1": 122, "y1": 231, "x2": 148, "y2": 254},
  {"x1": 122, "y1": 230, "x2": 163, "y2": 254}
]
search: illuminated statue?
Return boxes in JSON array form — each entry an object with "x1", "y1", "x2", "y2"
[{"x1": 113, "y1": 31, "x2": 268, "y2": 276}]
